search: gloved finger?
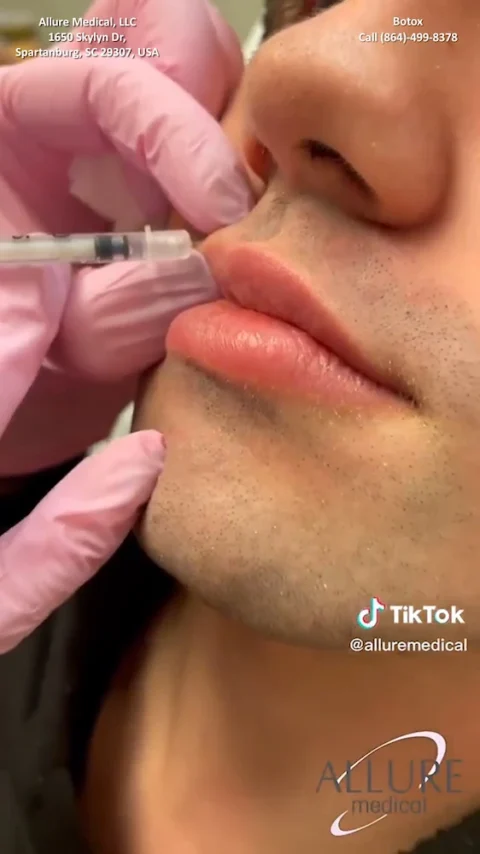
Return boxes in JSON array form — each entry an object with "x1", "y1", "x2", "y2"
[
  {"x1": 2, "y1": 57, "x2": 253, "y2": 233},
  {"x1": 52, "y1": 250, "x2": 219, "y2": 380},
  {"x1": 0, "y1": 430, "x2": 164, "y2": 653},
  {"x1": 71, "y1": 0, "x2": 244, "y2": 116},
  {"x1": 0, "y1": 263, "x2": 69, "y2": 435}
]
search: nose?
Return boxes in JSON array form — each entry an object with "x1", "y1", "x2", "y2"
[{"x1": 244, "y1": 6, "x2": 452, "y2": 228}]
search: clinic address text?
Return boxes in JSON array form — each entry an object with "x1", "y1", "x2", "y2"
[
  {"x1": 20, "y1": 14, "x2": 460, "y2": 61},
  {"x1": 16, "y1": 17, "x2": 158, "y2": 60}
]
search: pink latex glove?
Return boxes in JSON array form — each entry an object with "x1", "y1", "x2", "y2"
[
  {"x1": 0, "y1": 431, "x2": 165, "y2": 653},
  {"x1": 0, "y1": 0, "x2": 251, "y2": 475},
  {"x1": 0, "y1": 0, "x2": 252, "y2": 652}
]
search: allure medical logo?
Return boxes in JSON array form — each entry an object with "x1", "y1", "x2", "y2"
[{"x1": 315, "y1": 731, "x2": 463, "y2": 838}]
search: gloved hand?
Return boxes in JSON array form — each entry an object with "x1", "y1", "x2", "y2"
[
  {"x1": 0, "y1": 431, "x2": 165, "y2": 653},
  {"x1": 0, "y1": 0, "x2": 251, "y2": 475},
  {"x1": 0, "y1": 0, "x2": 252, "y2": 652}
]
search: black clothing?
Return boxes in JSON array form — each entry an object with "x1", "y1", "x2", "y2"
[{"x1": 0, "y1": 459, "x2": 175, "y2": 854}]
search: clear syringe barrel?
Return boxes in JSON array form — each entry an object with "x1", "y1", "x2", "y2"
[{"x1": 0, "y1": 229, "x2": 192, "y2": 264}]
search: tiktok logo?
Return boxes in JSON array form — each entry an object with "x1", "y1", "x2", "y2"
[{"x1": 357, "y1": 597, "x2": 386, "y2": 630}]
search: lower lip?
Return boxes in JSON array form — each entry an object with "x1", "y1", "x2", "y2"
[{"x1": 166, "y1": 301, "x2": 399, "y2": 407}]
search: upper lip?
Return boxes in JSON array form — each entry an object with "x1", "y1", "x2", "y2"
[{"x1": 202, "y1": 240, "x2": 411, "y2": 401}]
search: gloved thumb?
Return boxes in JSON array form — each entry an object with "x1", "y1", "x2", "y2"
[{"x1": 0, "y1": 430, "x2": 165, "y2": 653}]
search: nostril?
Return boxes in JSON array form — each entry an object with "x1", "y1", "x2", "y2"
[
  {"x1": 301, "y1": 139, "x2": 374, "y2": 197},
  {"x1": 303, "y1": 139, "x2": 342, "y2": 161},
  {"x1": 244, "y1": 138, "x2": 275, "y2": 188}
]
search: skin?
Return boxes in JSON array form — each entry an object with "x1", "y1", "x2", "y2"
[{"x1": 83, "y1": 2, "x2": 480, "y2": 852}]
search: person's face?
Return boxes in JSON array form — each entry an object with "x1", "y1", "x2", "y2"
[{"x1": 134, "y1": 0, "x2": 480, "y2": 647}]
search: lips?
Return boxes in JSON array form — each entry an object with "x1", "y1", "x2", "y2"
[{"x1": 166, "y1": 240, "x2": 409, "y2": 408}]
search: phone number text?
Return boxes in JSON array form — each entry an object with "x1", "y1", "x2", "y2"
[{"x1": 358, "y1": 32, "x2": 458, "y2": 44}]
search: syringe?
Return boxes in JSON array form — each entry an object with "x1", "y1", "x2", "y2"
[{"x1": 0, "y1": 227, "x2": 192, "y2": 265}]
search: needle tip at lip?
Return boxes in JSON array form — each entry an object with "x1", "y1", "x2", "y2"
[{"x1": 203, "y1": 240, "x2": 415, "y2": 406}]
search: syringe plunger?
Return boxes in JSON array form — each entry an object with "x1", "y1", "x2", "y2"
[{"x1": 0, "y1": 228, "x2": 192, "y2": 265}]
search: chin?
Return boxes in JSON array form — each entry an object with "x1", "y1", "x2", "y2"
[
  {"x1": 132, "y1": 354, "x2": 468, "y2": 648},
  {"x1": 133, "y1": 355, "x2": 291, "y2": 611},
  {"x1": 133, "y1": 354, "x2": 331, "y2": 643}
]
